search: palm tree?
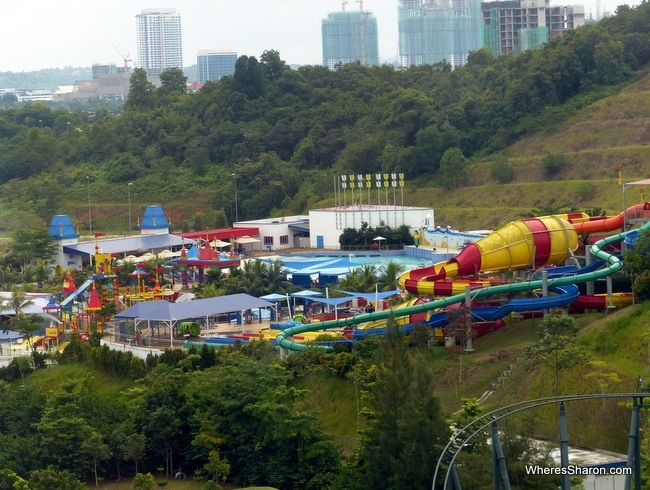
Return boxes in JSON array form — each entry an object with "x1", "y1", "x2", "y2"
[
  {"x1": 1, "y1": 287, "x2": 34, "y2": 318},
  {"x1": 377, "y1": 261, "x2": 406, "y2": 291},
  {"x1": 264, "y1": 259, "x2": 293, "y2": 294},
  {"x1": 1, "y1": 287, "x2": 40, "y2": 352},
  {"x1": 34, "y1": 259, "x2": 52, "y2": 288},
  {"x1": 338, "y1": 264, "x2": 378, "y2": 292},
  {"x1": 0, "y1": 264, "x2": 18, "y2": 290}
]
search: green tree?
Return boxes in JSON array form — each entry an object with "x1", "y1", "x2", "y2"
[
  {"x1": 7, "y1": 228, "x2": 57, "y2": 268},
  {"x1": 232, "y1": 56, "x2": 264, "y2": 99},
  {"x1": 633, "y1": 271, "x2": 650, "y2": 301},
  {"x1": 159, "y1": 67, "x2": 188, "y2": 95},
  {"x1": 27, "y1": 466, "x2": 86, "y2": 490},
  {"x1": 120, "y1": 432, "x2": 147, "y2": 475},
  {"x1": 260, "y1": 49, "x2": 288, "y2": 82},
  {"x1": 35, "y1": 385, "x2": 95, "y2": 476},
  {"x1": 83, "y1": 430, "x2": 111, "y2": 488},
  {"x1": 11, "y1": 314, "x2": 43, "y2": 353},
  {"x1": 0, "y1": 469, "x2": 28, "y2": 490},
  {"x1": 524, "y1": 316, "x2": 590, "y2": 395},
  {"x1": 377, "y1": 261, "x2": 406, "y2": 291},
  {"x1": 438, "y1": 147, "x2": 469, "y2": 190},
  {"x1": 357, "y1": 322, "x2": 450, "y2": 489},
  {"x1": 624, "y1": 231, "x2": 650, "y2": 274},
  {"x1": 126, "y1": 68, "x2": 157, "y2": 109}
]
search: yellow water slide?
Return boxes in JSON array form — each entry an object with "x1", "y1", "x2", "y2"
[{"x1": 399, "y1": 215, "x2": 579, "y2": 295}]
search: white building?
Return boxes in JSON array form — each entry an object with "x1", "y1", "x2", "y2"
[
  {"x1": 234, "y1": 215, "x2": 310, "y2": 252},
  {"x1": 309, "y1": 204, "x2": 433, "y2": 249},
  {"x1": 136, "y1": 9, "x2": 183, "y2": 77}
]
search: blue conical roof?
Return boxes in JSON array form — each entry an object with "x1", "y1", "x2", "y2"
[
  {"x1": 48, "y1": 215, "x2": 80, "y2": 240},
  {"x1": 139, "y1": 205, "x2": 170, "y2": 230}
]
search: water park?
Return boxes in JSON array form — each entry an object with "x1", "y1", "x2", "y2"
[{"x1": 1, "y1": 183, "x2": 650, "y2": 362}]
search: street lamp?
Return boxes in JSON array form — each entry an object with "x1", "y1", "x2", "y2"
[
  {"x1": 39, "y1": 119, "x2": 43, "y2": 129},
  {"x1": 231, "y1": 173, "x2": 238, "y2": 223},
  {"x1": 66, "y1": 122, "x2": 70, "y2": 132},
  {"x1": 86, "y1": 176, "x2": 92, "y2": 233},
  {"x1": 128, "y1": 182, "x2": 133, "y2": 231}
]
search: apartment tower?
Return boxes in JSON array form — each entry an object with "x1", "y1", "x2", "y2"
[
  {"x1": 136, "y1": 8, "x2": 183, "y2": 77},
  {"x1": 322, "y1": 9, "x2": 380, "y2": 70},
  {"x1": 398, "y1": 0, "x2": 483, "y2": 68}
]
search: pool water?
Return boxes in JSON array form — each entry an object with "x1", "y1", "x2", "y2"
[{"x1": 259, "y1": 253, "x2": 432, "y2": 275}]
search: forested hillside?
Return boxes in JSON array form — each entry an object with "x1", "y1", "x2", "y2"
[{"x1": 0, "y1": 3, "x2": 648, "y2": 233}]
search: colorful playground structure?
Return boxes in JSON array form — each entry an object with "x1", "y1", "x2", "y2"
[
  {"x1": 272, "y1": 203, "x2": 650, "y2": 352},
  {"x1": 18, "y1": 201, "x2": 649, "y2": 352}
]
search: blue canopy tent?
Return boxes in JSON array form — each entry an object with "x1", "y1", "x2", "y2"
[
  {"x1": 333, "y1": 289, "x2": 403, "y2": 311},
  {"x1": 259, "y1": 293, "x2": 289, "y2": 302},
  {"x1": 311, "y1": 295, "x2": 357, "y2": 320},
  {"x1": 288, "y1": 290, "x2": 323, "y2": 317},
  {"x1": 259, "y1": 293, "x2": 291, "y2": 320},
  {"x1": 114, "y1": 293, "x2": 274, "y2": 347},
  {"x1": 336, "y1": 289, "x2": 402, "y2": 301}
]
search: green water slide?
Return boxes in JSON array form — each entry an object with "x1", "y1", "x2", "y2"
[{"x1": 275, "y1": 220, "x2": 650, "y2": 352}]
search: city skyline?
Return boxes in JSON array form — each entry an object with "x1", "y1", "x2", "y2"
[{"x1": 0, "y1": 0, "x2": 639, "y2": 73}]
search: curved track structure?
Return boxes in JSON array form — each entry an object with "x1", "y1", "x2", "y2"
[
  {"x1": 432, "y1": 392, "x2": 650, "y2": 490},
  {"x1": 275, "y1": 207, "x2": 650, "y2": 352}
]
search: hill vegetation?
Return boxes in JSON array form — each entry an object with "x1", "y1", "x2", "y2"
[
  {"x1": 1, "y1": 301, "x2": 648, "y2": 488},
  {"x1": 0, "y1": 2, "x2": 647, "y2": 234},
  {"x1": 0, "y1": 4, "x2": 650, "y2": 488}
]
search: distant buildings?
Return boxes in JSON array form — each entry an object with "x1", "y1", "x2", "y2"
[
  {"x1": 482, "y1": 0, "x2": 585, "y2": 56},
  {"x1": 322, "y1": 10, "x2": 380, "y2": 69},
  {"x1": 136, "y1": 8, "x2": 183, "y2": 77},
  {"x1": 196, "y1": 50, "x2": 237, "y2": 84},
  {"x1": 398, "y1": 0, "x2": 483, "y2": 68},
  {"x1": 396, "y1": 0, "x2": 586, "y2": 68}
]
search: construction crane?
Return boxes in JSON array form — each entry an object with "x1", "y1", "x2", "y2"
[
  {"x1": 111, "y1": 43, "x2": 133, "y2": 72},
  {"x1": 120, "y1": 52, "x2": 133, "y2": 72},
  {"x1": 101, "y1": 27, "x2": 134, "y2": 72}
]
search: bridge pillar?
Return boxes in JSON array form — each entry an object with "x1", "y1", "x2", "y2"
[
  {"x1": 559, "y1": 402, "x2": 571, "y2": 490},
  {"x1": 448, "y1": 464, "x2": 462, "y2": 490},
  {"x1": 624, "y1": 397, "x2": 642, "y2": 490},
  {"x1": 491, "y1": 420, "x2": 511, "y2": 490}
]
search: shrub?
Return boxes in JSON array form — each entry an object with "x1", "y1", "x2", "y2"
[
  {"x1": 633, "y1": 270, "x2": 650, "y2": 301},
  {"x1": 132, "y1": 472, "x2": 156, "y2": 490},
  {"x1": 542, "y1": 153, "x2": 567, "y2": 176},
  {"x1": 490, "y1": 158, "x2": 515, "y2": 183},
  {"x1": 575, "y1": 182, "x2": 597, "y2": 201}
]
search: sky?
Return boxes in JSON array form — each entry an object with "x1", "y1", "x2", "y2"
[{"x1": 0, "y1": 0, "x2": 640, "y2": 73}]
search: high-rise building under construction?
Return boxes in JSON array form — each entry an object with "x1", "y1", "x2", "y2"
[
  {"x1": 136, "y1": 9, "x2": 183, "y2": 77},
  {"x1": 482, "y1": 0, "x2": 585, "y2": 56},
  {"x1": 398, "y1": 0, "x2": 583, "y2": 67},
  {"x1": 398, "y1": 0, "x2": 483, "y2": 68},
  {"x1": 322, "y1": 10, "x2": 380, "y2": 70}
]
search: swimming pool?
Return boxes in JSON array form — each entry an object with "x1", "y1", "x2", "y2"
[{"x1": 258, "y1": 252, "x2": 433, "y2": 276}]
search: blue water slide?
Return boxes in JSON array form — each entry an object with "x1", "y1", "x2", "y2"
[
  {"x1": 351, "y1": 285, "x2": 579, "y2": 339},
  {"x1": 60, "y1": 279, "x2": 94, "y2": 307}
]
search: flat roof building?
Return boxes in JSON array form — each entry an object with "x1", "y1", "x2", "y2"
[
  {"x1": 136, "y1": 8, "x2": 183, "y2": 77},
  {"x1": 197, "y1": 50, "x2": 237, "y2": 84},
  {"x1": 322, "y1": 10, "x2": 379, "y2": 69}
]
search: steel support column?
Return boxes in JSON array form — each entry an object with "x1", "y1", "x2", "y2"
[
  {"x1": 491, "y1": 420, "x2": 511, "y2": 490},
  {"x1": 559, "y1": 402, "x2": 571, "y2": 490}
]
